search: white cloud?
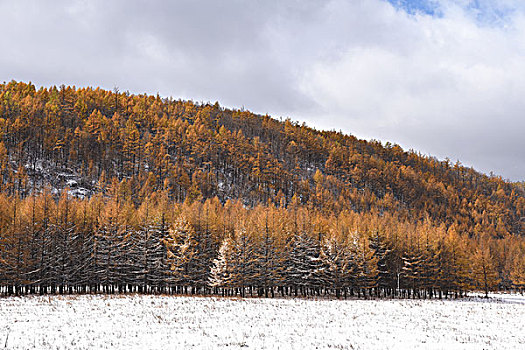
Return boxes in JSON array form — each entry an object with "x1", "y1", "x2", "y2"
[{"x1": 293, "y1": 1, "x2": 525, "y2": 180}]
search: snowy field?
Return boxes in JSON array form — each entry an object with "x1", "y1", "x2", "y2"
[{"x1": 1, "y1": 293, "x2": 524, "y2": 349}]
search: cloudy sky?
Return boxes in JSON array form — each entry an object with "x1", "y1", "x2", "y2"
[{"x1": 0, "y1": 0, "x2": 524, "y2": 180}]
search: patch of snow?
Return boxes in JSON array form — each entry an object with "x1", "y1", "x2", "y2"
[
  {"x1": 69, "y1": 187, "x2": 90, "y2": 199},
  {"x1": 0, "y1": 294, "x2": 523, "y2": 349},
  {"x1": 57, "y1": 172, "x2": 76, "y2": 178},
  {"x1": 66, "y1": 179, "x2": 78, "y2": 188}
]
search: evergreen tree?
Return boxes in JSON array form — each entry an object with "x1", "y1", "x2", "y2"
[
  {"x1": 401, "y1": 243, "x2": 424, "y2": 298},
  {"x1": 208, "y1": 235, "x2": 235, "y2": 295},
  {"x1": 318, "y1": 232, "x2": 353, "y2": 298},
  {"x1": 510, "y1": 253, "x2": 525, "y2": 291},
  {"x1": 353, "y1": 232, "x2": 378, "y2": 298},
  {"x1": 286, "y1": 230, "x2": 323, "y2": 296},
  {"x1": 230, "y1": 227, "x2": 257, "y2": 297},
  {"x1": 471, "y1": 244, "x2": 500, "y2": 298},
  {"x1": 165, "y1": 216, "x2": 199, "y2": 293},
  {"x1": 368, "y1": 229, "x2": 392, "y2": 296}
]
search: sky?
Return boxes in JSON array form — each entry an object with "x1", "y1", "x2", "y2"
[{"x1": 0, "y1": 0, "x2": 524, "y2": 181}]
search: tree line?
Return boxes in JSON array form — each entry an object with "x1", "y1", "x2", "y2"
[
  {"x1": 0, "y1": 81, "x2": 524, "y2": 298},
  {"x1": 1, "y1": 191, "x2": 524, "y2": 298}
]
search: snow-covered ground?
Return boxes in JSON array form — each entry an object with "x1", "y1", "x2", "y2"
[{"x1": 0, "y1": 293, "x2": 524, "y2": 349}]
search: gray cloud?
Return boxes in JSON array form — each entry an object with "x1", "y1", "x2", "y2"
[{"x1": 0, "y1": 0, "x2": 524, "y2": 180}]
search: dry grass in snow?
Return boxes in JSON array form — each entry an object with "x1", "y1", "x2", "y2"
[{"x1": 0, "y1": 293, "x2": 524, "y2": 349}]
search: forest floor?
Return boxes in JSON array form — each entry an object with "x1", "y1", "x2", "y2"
[{"x1": 0, "y1": 293, "x2": 524, "y2": 349}]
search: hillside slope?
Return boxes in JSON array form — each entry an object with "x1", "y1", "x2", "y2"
[
  {"x1": 1, "y1": 81, "x2": 525, "y2": 296},
  {"x1": 0, "y1": 81, "x2": 523, "y2": 236}
]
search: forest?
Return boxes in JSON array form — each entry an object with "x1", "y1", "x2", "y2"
[{"x1": 0, "y1": 80, "x2": 524, "y2": 297}]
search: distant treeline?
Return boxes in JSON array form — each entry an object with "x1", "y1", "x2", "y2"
[{"x1": 1, "y1": 192, "x2": 523, "y2": 298}]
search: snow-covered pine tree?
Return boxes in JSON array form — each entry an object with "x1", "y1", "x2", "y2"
[
  {"x1": 148, "y1": 215, "x2": 171, "y2": 293},
  {"x1": 193, "y1": 225, "x2": 216, "y2": 294},
  {"x1": 252, "y1": 212, "x2": 285, "y2": 298},
  {"x1": 93, "y1": 207, "x2": 127, "y2": 294},
  {"x1": 56, "y1": 194, "x2": 81, "y2": 294},
  {"x1": 230, "y1": 227, "x2": 257, "y2": 297},
  {"x1": 45, "y1": 220, "x2": 61, "y2": 294},
  {"x1": 285, "y1": 230, "x2": 322, "y2": 296},
  {"x1": 0, "y1": 196, "x2": 23, "y2": 295},
  {"x1": 118, "y1": 226, "x2": 139, "y2": 291},
  {"x1": 165, "y1": 216, "x2": 208, "y2": 294},
  {"x1": 208, "y1": 235, "x2": 234, "y2": 296},
  {"x1": 368, "y1": 229, "x2": 392, "y2": 297},
  {"x1": 352, "y1": 231, "x2": 378, "y2": 298},
  {"x1": 401, "y1": 245, "x2": 424, "y2": 298},
  {"x1": 20, "y1": 194, "x2": 45, "y2": 295},
  {"x1": 133, "y1": 215, "x2": 171, "y2": 293},
  {"x1": 318, "y1": 232, "x2": 353, "y2": 298},
  {"x1": 73, "y1": 199, "x2": 96, "y2": 294},
  {"x1": 418, "y1": 223, "x2": 440, "y2": 299},
  {"x1": 134, "y1": 223, "x2": 154, "y2": 293},
  {"x1": 36, "y1": 192, "x2": 54, "y2": 295}
]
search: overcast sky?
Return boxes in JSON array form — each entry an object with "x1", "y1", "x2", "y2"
[{"x1": 0, "y1": 0, "x2": 523, "y2": 181}]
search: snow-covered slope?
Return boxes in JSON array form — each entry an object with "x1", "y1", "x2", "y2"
[{"x1": 0, "y1": 294, "x2": 524, "y2": 349}]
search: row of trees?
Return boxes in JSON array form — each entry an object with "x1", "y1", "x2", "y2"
[{"x1": 1, "y1": 192, "x2": 524, "y2": 298}]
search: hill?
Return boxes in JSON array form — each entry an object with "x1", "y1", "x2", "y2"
[
  {"x1": 0, "y1": 81, "x2": 523, "y2": 235},
  {"x1": 0, "y1": 80, "x2": 524, "y2": 296}
]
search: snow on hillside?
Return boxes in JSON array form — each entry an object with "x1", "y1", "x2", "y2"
[{"x1": 0, "y1": 294, "x2": 524, "y2": 349}]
